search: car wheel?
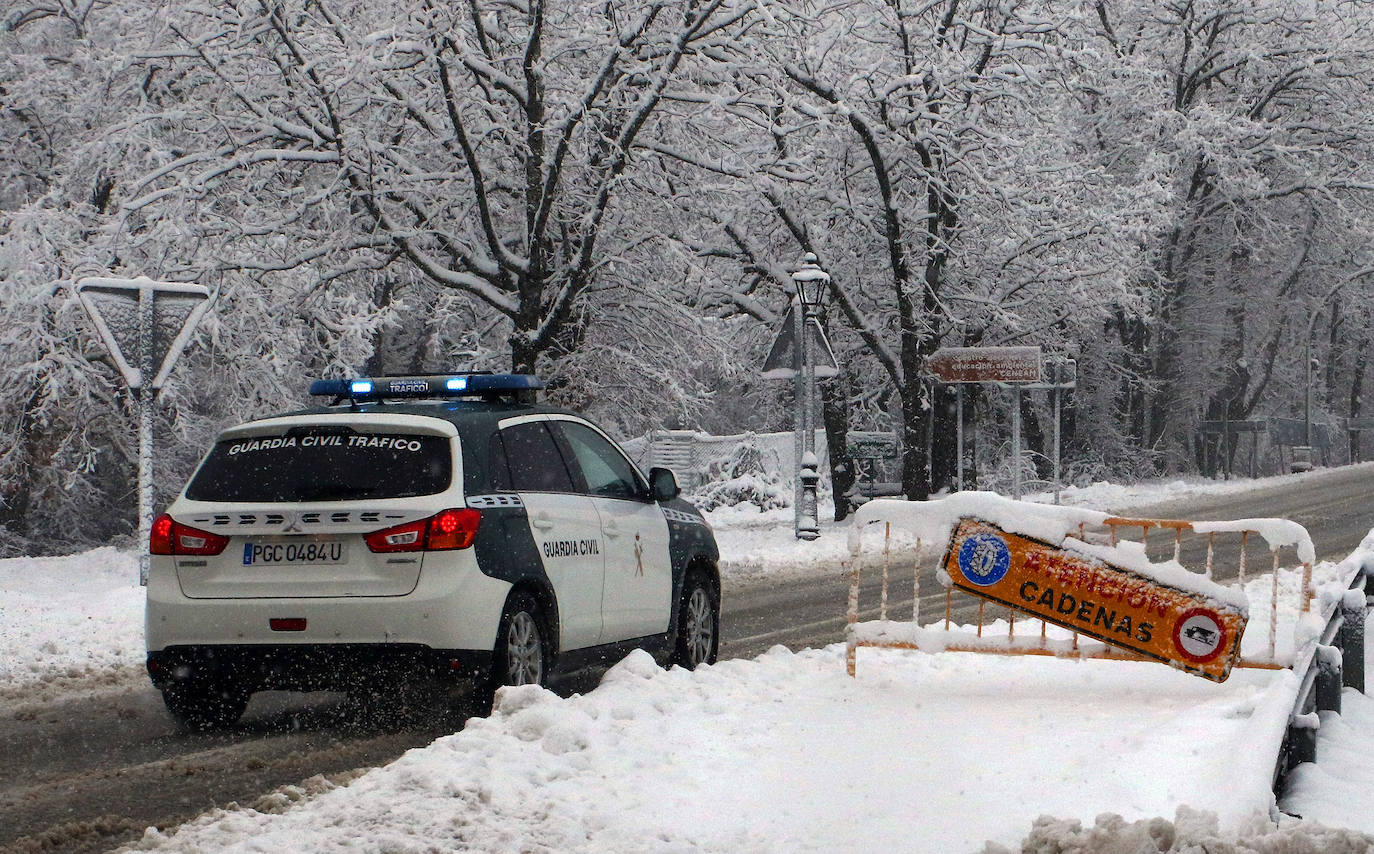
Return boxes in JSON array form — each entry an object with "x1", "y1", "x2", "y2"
[
  {"x1": 498, "y1": 595, "x2": 547, "y2": 687},
  {"x1": 161, "y1": 680, "x2": 250, "y2": 731},
  {"x1": 467, "y1": 592, "x2": 548, "y2": 719},
  {"x1": 672, "y1": 571, "x2": 718, "y2": 669}
]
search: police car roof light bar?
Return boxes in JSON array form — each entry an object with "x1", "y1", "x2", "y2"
[{"x1": 309, "y1": 373, "x2": 545, "y2": 404}]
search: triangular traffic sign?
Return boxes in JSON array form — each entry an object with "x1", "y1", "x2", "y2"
[
  {"x1": 761, "y1": 306, "x2": 799, "y2": 378},
  {"x1": 75, "y1": 277, "x2": 211, "y2": 389},
  {"x1": 762, "y1": 307, "x2": 840, "y2": 379}
]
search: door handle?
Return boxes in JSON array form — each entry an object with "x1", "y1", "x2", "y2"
[{"x1": 532, "y1": 512, "x2": 554, "y2": 530}]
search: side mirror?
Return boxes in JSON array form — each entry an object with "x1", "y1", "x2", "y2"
[{"x1": 649, "y1": 467, "x2": 681, "y2": 502}]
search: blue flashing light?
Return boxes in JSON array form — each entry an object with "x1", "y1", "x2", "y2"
[{"x1": 309, "y1": 373, "x2": 544, "y2": 403}]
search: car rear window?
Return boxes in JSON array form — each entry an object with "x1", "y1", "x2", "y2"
[{"x1": 185, "y1": 429, "x2": 452, "y2": 502}]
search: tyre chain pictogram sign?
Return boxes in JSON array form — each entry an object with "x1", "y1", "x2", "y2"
[{"x1": 942, "y1": 518, "x2": 1248, "y2": 682}]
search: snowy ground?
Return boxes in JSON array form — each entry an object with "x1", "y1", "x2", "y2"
[{"x1": 4, "y1": 467, "x2": 1374, "y2": 851}]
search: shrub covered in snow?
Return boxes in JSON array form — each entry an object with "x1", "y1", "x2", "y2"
[{"x1": 688, "y1": 441, "x2": 792, "y2": 512}]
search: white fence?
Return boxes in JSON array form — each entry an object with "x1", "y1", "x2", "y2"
[{"x1": 621, "y1": 429, "x2": 828, "y2": 489}]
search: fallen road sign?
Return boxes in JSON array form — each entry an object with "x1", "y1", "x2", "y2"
[{"x1": 942, "y1": 518, "x2": 1248, "y2": 682}]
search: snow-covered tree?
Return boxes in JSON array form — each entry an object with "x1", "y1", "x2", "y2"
[
  {"x1": 116, "y1": 0, "x2": 757, "y2": 374},
  {"x1": 671, "y1": 0, "x2": 1153, "y2": 498},
  {"x1": 1086, "y1": 0, "x2": 1374, "y2": 472}
]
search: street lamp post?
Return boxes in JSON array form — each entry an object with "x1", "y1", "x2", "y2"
[
  {"x1": 1297, "y1": 288, "x2": 1337, "y2": 471},
  {"x1": 792, "y1": 254, "x2": 829, "y2": 540}
]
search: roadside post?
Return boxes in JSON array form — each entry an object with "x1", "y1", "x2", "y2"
[
  {"x1": 1022, "y1": 358, "x2": 1076, "y2": 503},
  {"x1": 761, "y1": 254, "x2": 839, "y2": 539},
  {"x1": 74, "y1": 277, "x2": 212, "y2": 585},
  {"x1": 1349, "y1": 416, "x2": 1374, "y2": 463}
]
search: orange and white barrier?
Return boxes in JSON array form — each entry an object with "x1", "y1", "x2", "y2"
[{"x1": 844, "y1": 495, "x2": 1315, "y2": 682}]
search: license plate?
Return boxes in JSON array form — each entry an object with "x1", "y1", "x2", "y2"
[{"x1": 242, "y1": 540, "x2": 348, "y2": 566}]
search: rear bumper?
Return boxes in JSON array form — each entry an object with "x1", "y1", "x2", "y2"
[
  {"x1": 145, "y1": 553, "x2": 513, "y2": 652},
  {"x1": 146, "y1": 644, "x2": 493, "y2": 693}
]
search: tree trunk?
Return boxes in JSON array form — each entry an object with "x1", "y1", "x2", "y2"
[
  {"x1": 820, "y1": 377, "x2": 855, "y2": 521},
  {"x1": 963, "y1": 384, "x2": 981, "y2": 490},
  {"x1": 1109, "y1": 310, "x2": 1150, "y2": 451},
  {"x1": 510, "y1": 332, "x2": 540, "y2": 375},
  {"x1": 899, "y1": 375, "x2": 931, "y2": 500},
  {"x1": 1350, "y1": 320, "x2": 1371, "y2": 463},
  {"x1": 929, "y1": 383, "x2": 959, "y2": 493},
  {"x1": 363, "y1": 279, "x2": 397, "y2": 376}
]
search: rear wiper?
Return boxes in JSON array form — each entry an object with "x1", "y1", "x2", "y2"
[{"x1": 294, "y1": 484, "x2": 377, "y2": 501}]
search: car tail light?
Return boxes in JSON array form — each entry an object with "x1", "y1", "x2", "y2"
[
  {"x1": 150, "y1": 514, "x2": 231, "y2": 556},
  {"x1": 364, "y1": 518, "x2": 427, "y2": 553},
  {"x1": 427, "y1": 508, "x2": 480, "y2": 550},
  {"x1": 364, "y1": 509, "x2": 481, "y2": 553}
]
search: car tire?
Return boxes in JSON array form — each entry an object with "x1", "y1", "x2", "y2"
[
  {"x1": 671, "y1": 571, "x2": 718, "y2": 670},
  {"x1": 161, "y1": 680, "x2": 250, "y2": 731},
  {"x1": 467, "y1": 592, "x2": 549, "y2": 717},
  {"x1": 496, "y1": 593, "x2": 547, "y2": 687}
]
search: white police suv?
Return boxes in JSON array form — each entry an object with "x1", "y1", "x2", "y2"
[{"x1": 145, "y1": 374, "x2": 720, "y2": 729}]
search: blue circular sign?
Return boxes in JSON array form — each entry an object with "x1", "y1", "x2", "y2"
[{"x1": 958, "y1": 533, "x2": 1011, "y2": 586}]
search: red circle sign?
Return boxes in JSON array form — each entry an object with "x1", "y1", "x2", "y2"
[{"x1": 1172, "y1": 608, "x2": 1228, "y2": 664}]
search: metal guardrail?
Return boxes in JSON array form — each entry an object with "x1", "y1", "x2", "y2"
[{"x1": 1273, "y1": 565, "x2": 1370, "y2": 795}]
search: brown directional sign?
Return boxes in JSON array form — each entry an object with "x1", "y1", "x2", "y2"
[
  {"x1": 927, "y1": 346, "x2": 1042, "y2": 383},
  {"x1": 942, "y1": 518, "x2": 1248, "y2": 682}
]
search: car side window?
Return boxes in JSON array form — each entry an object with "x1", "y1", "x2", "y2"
[
  {"x1": 554, "y1": 421, "x2": 645, "y2": 500},
  {"x1": 487, "y1": 431, "x2": 514, "y2": 491},
  {"x1": 498, "y1": 421, "x2": 576, "y2": 493}
]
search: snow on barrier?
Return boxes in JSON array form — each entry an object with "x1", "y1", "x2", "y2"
[{"x1": 844, "y1": 492, "x2": 1372, "y2": 793}]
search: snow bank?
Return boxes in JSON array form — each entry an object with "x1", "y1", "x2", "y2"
[
  {"x1": 848, "y1": 492, "x2": 1108, "y2": 553},
  {"x1": 982, "y1": 808, "x2": 1372, "y2": 853},
  {"x1": 0, "y1": 547, "x2": 145, "y2": 705},
  {"x1": 131, "y1": 645, "x2": 1306, "y2": 853}
]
